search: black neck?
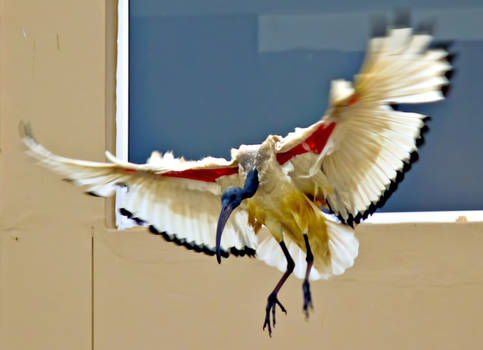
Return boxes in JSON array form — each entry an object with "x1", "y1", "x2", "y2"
[{"x1": 241, "y1": 169, "x2": 259, "y2": 199}]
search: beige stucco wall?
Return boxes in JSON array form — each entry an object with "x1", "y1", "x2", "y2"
[{"x1": 2, "y1": 1, "x2": 483, "y2": 349}]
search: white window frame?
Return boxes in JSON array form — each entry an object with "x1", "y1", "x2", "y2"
[
  {"x1": 114, "y1": 0, "x2": 483, "y2": 228},
  {"x1": 115, "y1": 0, "x2": 132, "y2": 229}
]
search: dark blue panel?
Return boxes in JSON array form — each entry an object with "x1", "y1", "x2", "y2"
[
  {"x1": 129, "y1": 14, "x2": 260, "y2": 161},
  {"x1": 129, "y1": 12, "x2": 483, "y2": 212},
  {"x1": 132, "y1": 1, "x2": 482, "y2": 16}
]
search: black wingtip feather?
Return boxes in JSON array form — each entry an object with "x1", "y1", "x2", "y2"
[
  {"x1": 430, "y1": 41, "x2": 454, "y2": 52},
  {"x1": 133, "y1": 217, "x2": 146, "y2": 225},
  {"x1": 393, "y1": 8, "x2": 411, "y2": 29},
  {"x1": 441, "y1": 49, "x2": 456, "y2": 97},
  {"x1": 415, "y1": 18, "x2": 435, "y2": 35},
  {"x1": 116, "y1": 182, "x2": 128, "y2": 189},
  {"x1": 446, "y1": 53, "x2": 458, "y2": 65},
  {"x1": 19, "y1": 121, "x2": 36, "y2": 141},
  {"x1": 445, "y1": 69, "x2": 455, "y2": 81},
  {"x1": 86, "y1": 191, "x2": 103, "y2": 198},
  {"x1": 148, "y1": 225, "x2": 160, "y2": 235},
  {"x1": 409, "y1": 151, "x2": 419, "y2": 163},
  {"x1": 139, "y1": 218, "x2": 256, "y2": 258},
  {"x1": 330, "y1": 117, "x2": 431, "y2": 226},
  {"x1": 119, "y1": 208, "x2": 133, "y2": 218},
  {"x1": 370, "y1": 14, "x2": 388, "y2": 38},
  {"x1": 441, "y1": 85, "x2": 451, "y2": 97},
  {"x1": 119, "y1": 208, "x2": 146, "y2": 225}
]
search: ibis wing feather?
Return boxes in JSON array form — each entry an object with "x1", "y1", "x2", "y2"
[
  {"x1": 277, "y1": 27, "x2": 452, "y2": 224},
  {"x1": 21, "y1": 125, "x2": 257, "y2": 256}
]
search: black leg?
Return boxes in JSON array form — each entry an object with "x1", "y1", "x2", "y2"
[
  {"x1": 262, "y1": 241, "x2": 294, "y2": 337},
  {"x1": 303, "y1": 234, "x2": 314, "y2": 319}
]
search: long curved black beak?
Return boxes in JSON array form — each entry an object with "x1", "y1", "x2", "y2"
[
  {"x1": 216, "y1": 202, "x2": 236, "y2": 264},
  {"x1": 215, "y1": 169, "x2": 259, "y2": 264}
]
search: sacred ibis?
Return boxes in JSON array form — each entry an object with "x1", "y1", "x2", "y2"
[{"x1": 20, "y1": 19, "x2": 453, "y2": 336}]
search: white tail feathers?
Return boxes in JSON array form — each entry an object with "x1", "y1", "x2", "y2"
[
  {"x1": 257, "y1": 214, "x2": 358, "y2": 280},
  {"x1": 323, "y1": 213, "x2": 359, "y2": 276}
]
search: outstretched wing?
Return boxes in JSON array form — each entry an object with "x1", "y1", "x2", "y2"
[
  {"x1": 20, "y1": 123, "x2": 257, "y2": 257},
  {"x1": 277, "y1": 26, "x2": 453, "y2": 226}
]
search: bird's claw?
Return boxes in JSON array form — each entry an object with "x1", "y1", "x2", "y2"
[
  {"x1": 302, "y1": 279, "x2": 313, "y2": 319},
  {"x1": 262, "y1": 293, "x2": 287, "y2": 337}
]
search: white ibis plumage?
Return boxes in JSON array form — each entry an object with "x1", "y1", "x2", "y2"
[{"x1": 20, "y1": 21, "x2": 452, "y2": 336}]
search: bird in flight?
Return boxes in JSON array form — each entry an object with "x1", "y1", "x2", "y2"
[{"x1": 21, "y1": 17, "x2": 452, "y2": 336}]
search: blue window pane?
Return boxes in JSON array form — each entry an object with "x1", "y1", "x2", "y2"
[{"x1": 129, "y1": 4, "x2": 483, "y2": 212}]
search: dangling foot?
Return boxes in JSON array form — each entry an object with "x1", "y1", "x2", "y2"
[
  {"x1": 302, "y1": 279, "x2": 313, "y2": 319},
  {"x1": 262, "y1": 241, "x2": 294, "y2": 337},
  {"x1": 262, "y1": 293, "x2": 287, "y2": 337}
]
